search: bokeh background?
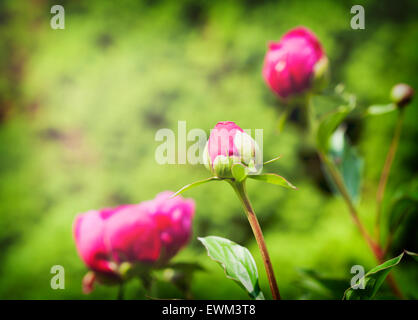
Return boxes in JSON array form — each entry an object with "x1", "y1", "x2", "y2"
[{"x1": 0, "y1": 0, "x2": 417, "y2": 299}]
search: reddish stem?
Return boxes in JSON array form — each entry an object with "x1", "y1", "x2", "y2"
[{"x1": 231, "y1": 181, "x2": 281, "y2": 300}]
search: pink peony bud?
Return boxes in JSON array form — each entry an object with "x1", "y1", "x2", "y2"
[
  {"x1": 73, "y1": 192, "x2": 195, "y2": 292},
  {"x1": 203, "y1": 121, "x2": 261, "y2": 178},
  {"x1": 262, "y1": 27, "x2": 328, "y2": 101}
]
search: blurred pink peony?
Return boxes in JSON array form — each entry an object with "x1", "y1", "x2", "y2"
[
  {"x1": 73, "y1": 191, "x2": 195, "y2": 293},
  {"x1": 262, "y1": 27, "x2": 327, "y2": 101}
]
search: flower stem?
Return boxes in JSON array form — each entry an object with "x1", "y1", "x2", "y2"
[
  {"x1": 319, "y1": 146, "x2": 404, "y2": 299},
  {"x1": 230, "y1": 180, "x2": 281, "y2": 300},
  {"x1": 375, "y1": 109, "x2": 405, "y2": 241},
  {"x1": 319, "y1": 152, "x2": 383, "y2": 259},
  {"x1": 306, "y1": 97, "x2": 404, "y2": 298}
]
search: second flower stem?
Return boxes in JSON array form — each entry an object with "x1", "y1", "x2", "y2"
[
  {"x1": 375, "y1": 108, "x2": 405, "y2": 241},
  {"x1": 319, "y1": 151, "x2": 404, "y2": 299},
  {"x1": 230, "y1": 180, "x2": 281, "y2": 300},
  {"x1": 307, "y1": 97, "x2": 404, "y2": 298},
  {"x1": 319, "y1": 152, "x2": 383, "y2": 259}
]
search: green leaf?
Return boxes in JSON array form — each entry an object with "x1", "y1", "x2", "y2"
[
  {"x1": 367, "y1": 103, "x2": 396, "y2": 116},
  {"x1": 382, "y1": 184, "x2": 418, "y2": 252},
  {"x1": 198, "y1": 236, "x2": 265, "y2": 300},
  {"x1": 231, "y1": 163, "x2": 247, "y2": 183},
  {"x1": 343, "y1": 253, "x2": 404, "y2": 300},
  {"x1": 387, "y1": 191, "x2": 418, "y2": 235},
  {"x1": 316, "y1": 105, "x2": 353, "y2": 152},
  {"x1": 248, "y1": 173, "x2": 296, "y2": 190},
  {"x1": 327, "y1": 127, "x2": 363, "y2": 202},
  {"x1": 171, "y1": 177, "x2": 222, "y2": 198}
]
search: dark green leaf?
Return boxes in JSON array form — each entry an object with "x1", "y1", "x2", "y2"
[
  {"x1": 327, "y1": 127, "x2": 363, "y2": 202},
  {"x1": 383, "y1": 185, "x2": 418, "y2": 252},
  {"x1": 387, "y1": 191, "x2": 418, "y2": 235},
  {"x1": 297, "y1": 269, "x2": 349, "y2": 299},
  {"x1": 343, "y1": 253, "x2": 404, "y2": 300},
  {"x1": 198, "y1": 236, "x2": 265, "y2": 300},
  {"x1": 248, "y1": 173, "x2": 296, "y2": 189},
  {"x1": 316, "y1": 105, "x2": 353, "y2": 152}
]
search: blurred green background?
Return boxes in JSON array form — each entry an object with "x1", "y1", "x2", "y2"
[{"x1": 0, "y1": 0, "x2": 417, "y2": 299}]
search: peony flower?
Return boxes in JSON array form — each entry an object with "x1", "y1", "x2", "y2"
[
  {"x1": 137, "y1": 191, "x2": 195, "y2": 263},
  {"x1": 203, "y1": 121, "x2": 261, "y2": 178},
  {"x1": 73, "y1": 191, "x2": 195, "y2": 293},
  {"x1": 262, "y1": 27, "x2": 328, "y2": 101}
]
